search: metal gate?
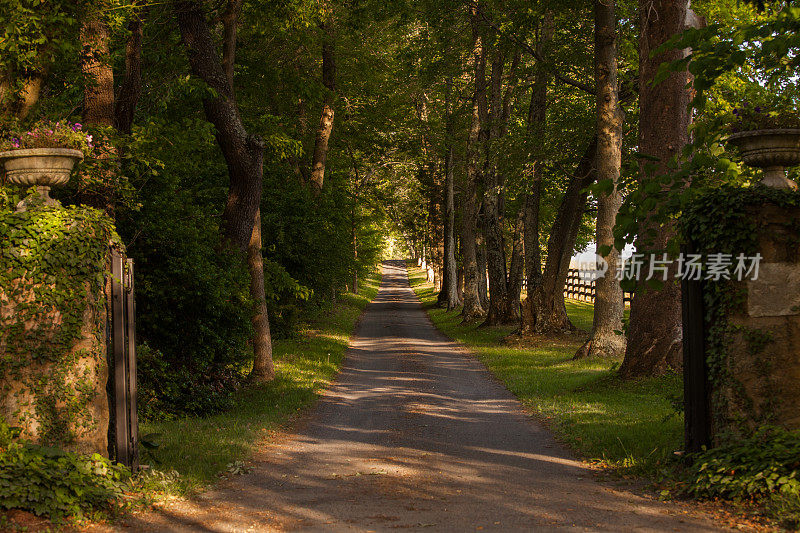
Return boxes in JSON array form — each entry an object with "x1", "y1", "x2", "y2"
[
  {"x1": 681, "y1": 242, "x2": 710, "y2": 454},
  {"x1": 110, "y1": 249, "x2": 138, "y2": 471}
]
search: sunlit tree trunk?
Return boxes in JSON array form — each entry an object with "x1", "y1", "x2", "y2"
[
  {"x1": 310, "y1": 19, "x2": 336, "y2": 194},
  {"x1": 575, "y1": 0, "x2": 626, "y2": 359},
  {"x1": 81, "y1": 6, "x2": 114, "y2": 127},
  {"x1": 461, "y1": 5, "x2": 487, "y2": 322},
  {"x1": 248, "y1": 209, "x2": 275, "y2": 380},
  {"x1": 482, "y1": 49, "x2": 510, "y2": 326},
  {"x1": 481, "y1": 41, "x2": 520, "y2": 326},
  {"x1": 521, "y1": 137, "x2": 597, "y2": 335},
  {"x1": 619, "y1": 0, "x2": 692, "y2": 378},
  {"x1": 351, "y1": 208, "x2": 358, "y2": 294},
  {"x1": 79, "y1": 4, "x2": 117, "y2": 214}
]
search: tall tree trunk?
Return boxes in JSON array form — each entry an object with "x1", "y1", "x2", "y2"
[
  {"x1": 351, "y1": 205, "x2": 358, "y2": 294},
  {"x1": 439, "y1": 81, "x2": 460, "y2": 310},
  {"x1": 248, "y1": 209, "x2": 275, "y2": 381},
  {"x1": 521, "y1": 137, "x2": 597, "y2": 335},
  {"x1": 175, "y1": 0, "x2": 274, "y2": 383},
  {"x1": 310, "y1": 20, "x2": 336, "y2": 193},
  {"x1": 482, "y1": 49, "x2": 510, "y2": 326},
  {"x1": 619, "y1": 0, "x2": 692, "y2": 378},
  {"x1": 523, "y1": 13, "x2": 552, "y2": 314},
  {"x1": 115, "y1": 4, "x2": 146, "y2": 133},
  {"x1": 462, "y1": 202, "x2": 484, "y2": 321},
  {"x1": 80, "y1": 5, "x2": 117, "y2": 213},
  {"x1": 575, "y1": 0, "x2": 626, "y2": 359},
  {"x1": 461, "y1": 5, "x2": 487, "y2": 322},
  {"x1": 80, "y1": 8, "x2": 115, "y2": 127},
  {"x1": 176, "y1": 1, "x2": 262, "y2": 248},
  {"x1": 481, "y1": 44, "x2": 520, "y2": 326},
  {"x1": 221, "y1": 0, "x2": 242, "y2": 91},
  {"x1": 523, "y1": 181, "x2": 542, "y2": 297},
  {"x1": 430, "y1": 161, "x2": 444, "y2": 293}
]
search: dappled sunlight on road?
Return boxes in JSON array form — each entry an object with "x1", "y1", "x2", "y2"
[{"x1": 115, "y1": 261, "x2": 728, "y2": 532}]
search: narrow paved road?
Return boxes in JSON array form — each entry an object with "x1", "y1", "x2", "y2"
[{"x1": 125, "y1": 261, "x2": 726, "y2": 532}]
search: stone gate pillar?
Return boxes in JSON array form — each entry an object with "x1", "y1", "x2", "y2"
[
  {"x1": 0, "y1": 205, "x2": 117, "y2": 456},
  {"x1": 705, "y1": 201, "x2": 800, "y2": 442}
]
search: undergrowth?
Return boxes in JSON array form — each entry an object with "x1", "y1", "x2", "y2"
[{"x1": 135, "y1": 269, "x2": 381, "y2": 496}]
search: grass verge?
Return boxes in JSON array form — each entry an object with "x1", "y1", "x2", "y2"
[
  {"x1": 406, "y1": 261, "x2": 681, "y2": 475},
  {"x1": 137, "y1": 270, "x2": 381, "y2": 496}
]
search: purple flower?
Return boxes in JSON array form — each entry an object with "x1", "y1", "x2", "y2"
[
  {"x1": 72, "y1": 123, "x2": 82, "y2": 131},
  {"x1": 755, "y1": 106, "x2": 761, "y2": 113}
]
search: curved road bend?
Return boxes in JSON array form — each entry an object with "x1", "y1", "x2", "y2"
[{"x1": 121, "y1": 260, "x2": 728, "y2": 532}]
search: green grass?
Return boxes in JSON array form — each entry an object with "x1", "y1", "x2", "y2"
[
  {"x1": 407, "y1": 261, "x2": 682, "y2": 474},
  {"x1": 137, "y1": 271, "x2": 381, "y2": 496}
]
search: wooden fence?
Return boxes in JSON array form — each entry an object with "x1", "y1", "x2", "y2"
[{"x1": 563, "y1": 268, "x2": 632, "y2": 304}]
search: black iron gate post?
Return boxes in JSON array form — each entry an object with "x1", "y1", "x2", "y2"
[
  {"x1": 681, "y1": 242, "x2": 710, "y2": 454},
  {"x1": 110, "y1": 249, "x2": 139, "y2": 470}
]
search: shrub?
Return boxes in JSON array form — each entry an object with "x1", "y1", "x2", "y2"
[
  {"x1": 0, "y1": 419, "x2": 130, "y2": 521},
  {"x1": 111, "y1": 117, "x2": 257, "y2": 420},
  {"x1": 136, "y1": 343, "x2": 241, "y2": 420},
  {"x1": 681, "y1": 427, "x2": 800, "y2": 501}
]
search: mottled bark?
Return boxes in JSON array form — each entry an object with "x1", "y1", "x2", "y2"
[
  {"x1": 310, "y1": 20, "x2": 336, "y2": 193},
  {"x1": 438, "y1": 80, "x2": 460, "y2": 309},
  {"x1": 461, "y1": 6, "x2": 487, "y2": 322},
  {"x1": 175, "y1": 0, "x2": 274, "y2": 382},
  {"x1": 175, "y1": 0, "x2": 263, "y2": 250},
  {"x1": 79, "y1": 6, "x2": 117, "y2": 214},
  {"x1": 350, "y1": 198, "x2": 359, "y2": 293},
  {"x1": 482, "y1": 50, "x2": 508, "y2": 326},
  {"x1": 523, "y1": 185, "x2": 542, "y2": 293},
  {"x1": 576, "y1": 0, "x2": 626, "y2": 359},
  {"x1": 523, "y1": 13, "x2": 552, "y2": 308},
  {"x1": 619, "y1": 0, "x2": 692, "y2": 378},
  {"x1": 81, "y1": 8, "x2": 115, "y2": 126},
  {"x1": 248, "y1": 209, "x2": 275, "y2": 381},
  {"x1": 115, "y1": 4, "x2": 145, "y2": 133},
  {"x1": 522, "y1": 137, "x2": 597, "y2": 335}
]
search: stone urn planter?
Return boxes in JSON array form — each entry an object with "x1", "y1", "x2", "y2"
[
  {"x1": 0, "y1": 148, "x2": 84, "y2": 210},
  {"x1": 726, "y1": 128, "x2": 800, "y2": 190}
]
